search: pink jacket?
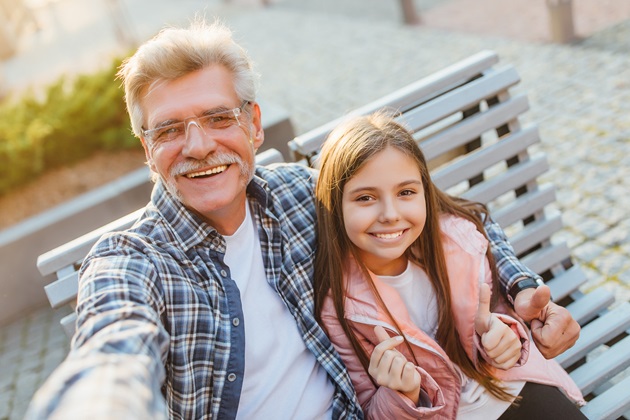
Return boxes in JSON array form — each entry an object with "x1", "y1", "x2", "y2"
[{"x1": 321, "y1": 215, "x2": 584, "y2": 419}]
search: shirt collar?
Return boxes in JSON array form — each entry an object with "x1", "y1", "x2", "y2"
[{"x1": 150, "y1": 175, "x2": 270, "y2": 252}]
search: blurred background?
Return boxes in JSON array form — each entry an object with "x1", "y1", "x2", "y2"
[{"x1": 1, "y1": 0, "x2": 629, "y2": 418}]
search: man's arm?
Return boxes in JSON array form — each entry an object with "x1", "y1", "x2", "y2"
[
  {"x1": 483, "y1": 216, "x2": 580, "y2": 358},
  {"x1": 26, "y1": 250, "x2": 170, "y2": 419}
]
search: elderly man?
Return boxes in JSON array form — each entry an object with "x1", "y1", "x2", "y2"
[{"x1": 27, "y1": 19, "x2": 578, "y2": 419}]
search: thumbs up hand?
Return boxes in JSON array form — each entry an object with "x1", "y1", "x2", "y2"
[
  {"x1": 474, "y1": 283, "x2": 522, "y2": 370},
  {"x1": 369, "y1": 326, "x2": 422, "y2": 404}
]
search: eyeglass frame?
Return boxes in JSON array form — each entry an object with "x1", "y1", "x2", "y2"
[{"x1": 141, "y1": 100, "x2": 251, "y2": 148}]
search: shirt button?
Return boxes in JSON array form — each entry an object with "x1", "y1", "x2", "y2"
[
  {"x1": 227, "y1": 373, "x2": 237, "y2": 382},
  {"x1": 220, "y1": 269, "x2": 227, "y2": 277},
  {"x1": 232, "y1": 318, "x2": 240, "y2": 327}
]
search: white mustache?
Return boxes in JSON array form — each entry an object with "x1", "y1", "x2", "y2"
[{"x1": 170, "y1": 153, "x2": 243, "y2": 177}]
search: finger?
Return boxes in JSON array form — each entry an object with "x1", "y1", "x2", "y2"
[
  {"x1": 531, "y1": 312, "x2": 580, "y2": 358},
  {"x1": 529, "y1": 285, "x2": 551, "y2": 312},
  {"x1": 374, "y1": 325, "x2": 393, "y2": 343},
  {"x1": 401, "y1": 362, "x2": 421, "y2": 388},
  {"x1": 481, "y1": 317, "x2": 509, "y2": 354},
  {"x1": 514, "y1": 284, "x2": 551, "y2": 322},
  {"x1": 390, "y1": 354, "x2": 407, "y2": 379},
  {"x1": 492, "y1": 347, "x2": 521, "y2": 370},
  {"x1": 482, "y1": 324, "x2": 522, "y2": 369},
  {"x1": 489, "y1": 336, "x2": 521, "y2": 366},
  {"x1": 370, "y1": 349, "x2": 398, "y2": 384},
  {"x1": 475, "y1": 283, "x2": 492, "y2": 335},
  {"x1": 370, "y1": 328, "x2": 404, "y2": 371}
]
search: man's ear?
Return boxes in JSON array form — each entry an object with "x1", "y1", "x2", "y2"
[
  {"x1": 249, "y1": 101, "x2": 265, "y2": 150},
  {"x1": 139, "y1": 136, "x2": 157, "y2": 173}
]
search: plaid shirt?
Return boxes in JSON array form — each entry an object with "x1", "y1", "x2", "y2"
[{"x1": 27, "y1": 164, "x2": 536, "y2": 420}]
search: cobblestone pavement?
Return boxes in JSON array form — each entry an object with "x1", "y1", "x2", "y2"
[{"x1": 1, "y1": 0, "x2": 629, "y2": 418}]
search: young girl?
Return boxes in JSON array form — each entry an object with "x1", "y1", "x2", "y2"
[{"x1": 314, "y1": 112, "x2": 585, "y2": 419}]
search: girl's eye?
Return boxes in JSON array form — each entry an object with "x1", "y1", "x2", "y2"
[
  {"x1": 356, "y1": 195, "x2": 373, "y2": 202},
  {"x1": 399, "y1": 189, "x2": 416, "y2": 196}
]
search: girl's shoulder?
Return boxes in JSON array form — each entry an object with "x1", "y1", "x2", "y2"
[{"x1": 438, "y1": 214, "x2": 488, "y2": 256}]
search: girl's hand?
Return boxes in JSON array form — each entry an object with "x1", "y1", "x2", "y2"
[
  {"x1": 475, "y1": 283, "x2": 522, "y2": 369},
  {"x1": 369, "y1": 326, "x2": 422, "y2": 404}
]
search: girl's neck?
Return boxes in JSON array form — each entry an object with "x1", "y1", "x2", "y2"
[{"x1": 365, "y1": 255, "x2": 408, "y2": 276}]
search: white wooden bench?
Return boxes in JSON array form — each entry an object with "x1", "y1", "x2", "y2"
[{"x1": 38, "y1": 51, "x2": 630, "y2": 419}]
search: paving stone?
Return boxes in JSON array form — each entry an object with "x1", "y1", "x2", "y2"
[
  {"x1": 593, "y1": 252, "x2": 629, "y2": 277},
  {"x1": 619, "y1": 267, "x2": 630, "y2": 287},
  {"x1": 573, "y1": 218, "x2": 609, "y2": 240},
  {"x1": 596, "y1": 226, "x2": 630, "y2": 248},
  {"x1": 573, "y1": 242, "x2": 607, "y2": 265}
]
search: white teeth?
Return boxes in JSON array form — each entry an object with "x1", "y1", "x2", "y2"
[
  {"x1": 185, "y1": 165, "x2": 228, "y2": 178},
  {"x1": 373, "y1": 231, "x2": 403, "y2": 239}
]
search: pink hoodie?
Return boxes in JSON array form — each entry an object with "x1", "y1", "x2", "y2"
[{"x1": 321, "y1": 215, "x2": 584, "y2": 419}]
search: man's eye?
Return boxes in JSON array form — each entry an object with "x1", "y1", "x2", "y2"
[
  {"x1": 207, "y1": 114, "x2": 235, "y2": 128},
  {"x1": 157, "y1": 125, "x2": 183, "y2": 139}
]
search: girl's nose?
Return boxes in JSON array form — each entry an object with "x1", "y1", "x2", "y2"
[{"x1": 379, "y1": 198, "x2": 401, "y2": 223}]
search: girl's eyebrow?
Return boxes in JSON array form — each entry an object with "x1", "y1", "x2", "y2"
[{"x1": 345, "y1": 179, "x2": 422, "y2": 195}]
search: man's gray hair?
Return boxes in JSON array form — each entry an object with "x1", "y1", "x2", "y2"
[{"x1": 117, "y1": 18, "x2": 259, "y2": 137}]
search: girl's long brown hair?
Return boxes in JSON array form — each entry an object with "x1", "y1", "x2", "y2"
[{"x1": 314, "y1": 111, "x2": 514, "y2": 401}]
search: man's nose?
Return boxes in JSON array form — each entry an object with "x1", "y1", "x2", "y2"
[{"x1": 182, "y1": 119, "x2": 216, "y2": 159}]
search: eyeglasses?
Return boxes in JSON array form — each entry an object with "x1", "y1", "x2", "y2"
[{"x1": 142, "y1": 101, "x2": 250, "y2": 147}]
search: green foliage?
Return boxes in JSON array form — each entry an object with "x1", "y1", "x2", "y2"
[{"x1": 0, "y1": 57, "x2": 141, "y2": 196}]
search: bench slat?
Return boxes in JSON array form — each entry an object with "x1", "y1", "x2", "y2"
[
  {"x1": 492, "y1": 183, "x2": 556, "y2": 228},
  {"x1": 430, "y1": 126, "x2": 539, "y2": 192},
  {"x1": 580, "y1": 374, "x2": 630, "y2": 420},
  {"x1": 44, "y1": 271, "x2": 79, "y2": 309},
  {"x1": 521, "y1": 242, "x2": 572, "y2": 274},
  {"x1": 400, "y1": 66, "x2": 521, "y2": 135},
  {"x1": 546, "y1": 265, "x2": 588, "y2": 302},
  {"x1": 565, "y1": 287, "x2": 615, "y2": 326},
  {"x1": 420, "y1": 95, "x2": 530, "y2": 162},
  {"x1": 571, "y1": 334, "x2": 630, "y2": 395},
  {"x1": 61, "y1": 313, "x2": 77, "y2": 338},
  {"x1": 455, "y1": 156, "x2": 549, "y2": 203},
  {"x1": 37, "y1": 209, "x2": 144, "y2": 277},
  {"x1": 509, "y1": 215, "x2": 563, "y2": 256}
]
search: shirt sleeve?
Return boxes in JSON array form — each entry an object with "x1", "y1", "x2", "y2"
[
  {"x1": 483, "y1": 215, "x2": 543, "y2": 300},
  {"x1": 25, "y1": 243, "x2": 170, "y2": 419}
]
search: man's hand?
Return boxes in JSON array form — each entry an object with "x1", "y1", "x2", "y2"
[
  {"x1": 369, "y1": 326, "x2": 421, "y2": 404},
  {"x1": 475, "y1": 283, "x2": 522, "y2": 369},
  {"x1": 514, "y1": 284, "x2": 580, "y2": 358}
]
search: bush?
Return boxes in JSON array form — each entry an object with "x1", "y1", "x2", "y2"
[{"x1": 0, "y1": 57, "x2": 141, "y2": 196}]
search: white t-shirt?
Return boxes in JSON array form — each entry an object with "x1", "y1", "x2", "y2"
[
  {"x1": 376, "y1": 260, "x2": 524, "y2": 419},
  {"x1": 224, "y1": 201, "x2": 334, "y2": 420}
]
